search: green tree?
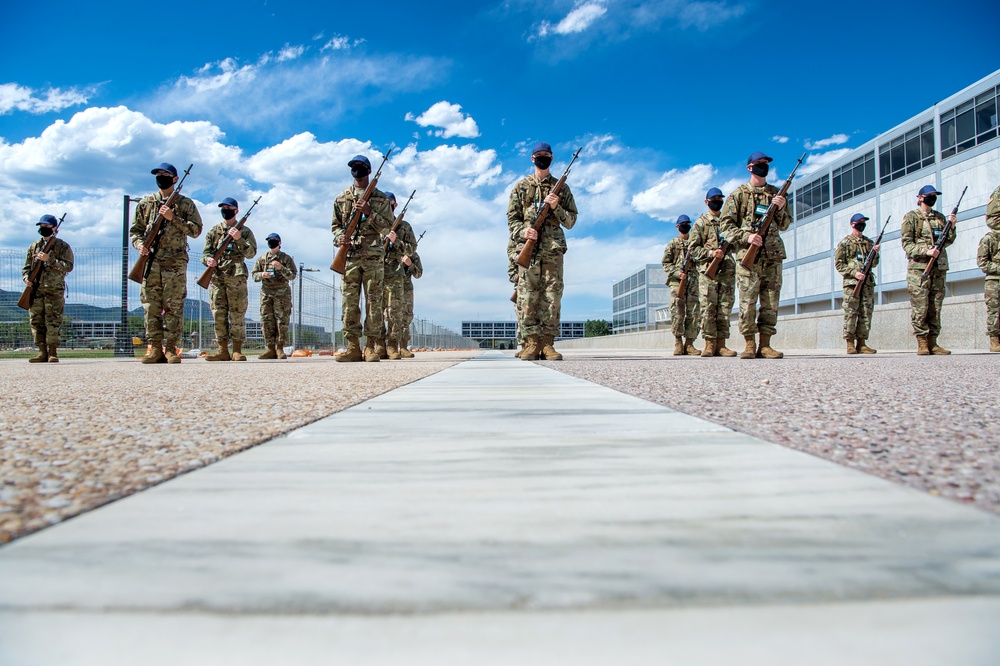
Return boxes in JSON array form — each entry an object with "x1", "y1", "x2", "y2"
[{"x1": 585, "y1": 319, "x2": 611, "y2": 337}]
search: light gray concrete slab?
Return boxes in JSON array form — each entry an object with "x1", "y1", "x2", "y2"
[{"x1": 1, "y1": 352, "x2": 999, "y2": 664}]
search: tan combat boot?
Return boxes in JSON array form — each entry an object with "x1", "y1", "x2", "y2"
[
  {"x1": 375, "y1": 338, "x2": 388, "y2": 360},
  {"x1": 673, "y1": 336, "x2": 685, "y2": 356},
  {"x1": 716, "y1": 339, "x2": 737, "y2": 357},
  {"x1": 540, "y1": 335, "x2": 563, "y2": 361},
  {"x1": 739, "y1": 335, "x2": 756, "y2": 359},
  {"x1": 258, "y1": 344, "x2": 278, "y2": 360},
  {"x1": 231, "y1": 341, "x2": 247, "y2": 362},
  {"x1": 387, "y1": 339, "x2": 401, "y2": 360},
  {"x1": 916, "y1": 335, "x2": 930, "y2": 355},
  {"x1": 164, "y1": 341, "x2": 182, "y2": 364},
  {"x1": 520, "y1": 335, "x2": 540, "y2": 361},
  {"x1": 685, "y1": 337, "x2": 700, "y2": 356},
  {"x1": 846, "y1": 338, "x2": 858, "y2": 355},
  {"x1": 990, "y1": 335, "x2": 1000, "y2": 353},
  {"x1": 336, "y1": 337, "x2": 363, "y2": 362},
  {"x1": 928, "y1": 335, "x2": 951, "y2": 355},
  {"x1": 757, "y1": 334, "x2": 783, "y2": 359},
  {"x1": 857, "y1": 339, "x2": 877, "y2": 354},
  {"x1": 46, "y1": 343, "x2": 59, "y2": 363},
  {"x1": 513, "y1": 346, "x2": 523, "y2": 358},
  {"x1": 29, "y1": 343, "x2": 48, "y2": 363},
  {"x1": 276, "y1": 341, "x2": 287, "y2": 360},
  {"x1": 363, "y1": 339, "x2": 381, "y2": 362},
  {"x1": 142, "y1": 344, "x2": 165, "y2": 364},
  {"x1": 206, "y1": 340, "x2": 231, "y2": 362},
  {"x1": 700, "y1": 338, "x2": 716, "y2": 357},
  {"x1": 399, "y1": 343, "x2": 414, "y2": 359}
]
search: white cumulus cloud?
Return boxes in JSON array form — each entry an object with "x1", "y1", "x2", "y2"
[
  {"x1": 538, "y1": 2, "x2": 608, "y2": 37},
  {"x1": 0, "y1": 83, "x2": 94, "y2": 115},
  {"x1": 405, "y1": 101, "x2": 481, "y2": 139},
  {"x1": 631, "y1": 164, "x2": 741, "y2": 222},
  {"x1": 805, "y1": 133, "x2": 850, "y2": 150},
  {"x1": 771, "y1": 135, "x2": 789, "y2": 144}
]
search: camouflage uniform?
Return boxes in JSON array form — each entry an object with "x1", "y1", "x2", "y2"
[
  {"x1": 130, "y1": 192, "x2": 203, "y2": 349},
  {"x1": 978, "y1": 185, "x2": 1000, "y2": 347},
  {"x1": 22, "y1": 236, "x2": 74, "y2": 346},
  {"x1": 252, "y1": 250, "x2": 297, "y2": 350},
  {"x1": 688, "y1": 212, "x2": 736, "y2": 341},
  {"x1": 507, "y1": 174, "x2": 578, "y2": 340},
  {"x1": 402, "y1": 250, "x2": 423, "y2": 349},
  {"x1": 901, "y1": 207, "x2": 955, "y2": 338},
  {"x1": 332, "y1": 185, "x2": 394, "y2": 340},
  {"x1": 202, "y1": 222, "x2": 257, "y2": 346},
  {"x1": 835, "y1": 234, "x2": 879, "y2": 341},
  {"x1": 661, "y1": 235, "x2": 701, "y2": 340},
  {"x1": 382, "y1": 219, "x2": 416, "y2": 346},
  {"x1": 720, "y1": 183, "x2": 792, "y2": 338}
]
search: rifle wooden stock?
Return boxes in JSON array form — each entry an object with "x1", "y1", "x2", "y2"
[
  {"x1": 17, "y1": 213, "x2": 66, "y2": 310},
  {"x1": 676, "y1": 249, "x2": 693, "y2": 295},
  {"x1": 704, "y1": 239, "x2": 731, "y2": 280},
  {"x1": 331, "y1": 150, "x2": 392, "y2": 275},
  {"x1": 851, "y1": 216, "x2": 891, "y2": 300},
  {"x1": 383, "y1": 190, "x2": 416, "y2": 252},
  {"x1": 197, "y1": 196, "x2": 261, "y2": 289},
  {"x1": 510, "y1": 289, "x2": 517, "y2": 303},
  {"x1": 129, "y1": 164, "x2": 193, "y2": 284},
  {"x1": 922, "y1": 186, "x2": 967, "y2": 278},
  {"x1": 515, "y1": 147, "x2": 582, "y2": 269},
  {"x1": 740, "y1": 152, "x2": 806, "y2": 270}
]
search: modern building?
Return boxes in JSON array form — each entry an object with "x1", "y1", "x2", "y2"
[
  {"x1": 611, "y1": 264, "x2": 669, "y2": 334},
  {"x1": 462, "y1": 320, "x2": 586, "y2": 348}
]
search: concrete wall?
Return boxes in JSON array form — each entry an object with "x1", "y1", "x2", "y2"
[{"x1": 558, "y1": 294, "x2": 991, "y2": 351}]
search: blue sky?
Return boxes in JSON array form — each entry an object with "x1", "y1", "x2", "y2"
[{"x1": 2, "y1": 0, "x2": 999, "y2": 329}]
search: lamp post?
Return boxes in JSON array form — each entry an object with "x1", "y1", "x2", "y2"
[{"x1": 296, "y1": 262, "x2": 320, "y2": 349}]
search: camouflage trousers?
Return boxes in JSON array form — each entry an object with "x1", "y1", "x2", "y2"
[
  {"x1": 403, "y1": 279, "x2": 414, "y2": 344},
  {"x1": 670, "y1": 278, "x2": 701, "y2": 339},
  {"x1": 516, "y1": 253, "x2": 563, "y2": 338},
  {"x1": 29, "y1": 289, "x2": 65, "y2": 345},
  {"x1": 736, "y1": 260, "x2": 782, "y2": 337},
  {"x1": 382, "y1": 271, "x2": 406, "y2": 342},
  {"x1": 906, "y1": 267, "x2": 945, "y2": 337},
  {"x1": 261, "y1": 287, "x2": 292, "y2": 348},
  {"x1": 209, "y1": 272, "x2": 248, "y2": 343},
  {"x1": 842, "y1": 283, "x2": 875, "y2": 340},
  {"x1": 698, "y1": 264, "x2": 735, "y2": 340},
  {"x1": 141, "y1": 257, "x2": 187, "y2": 344},
  {"x1": 342, "y1": 255, "x2": 384, "y2": 339},
  {"x1": 985, "y1": 279, "x2": 999, "y2": 336}
]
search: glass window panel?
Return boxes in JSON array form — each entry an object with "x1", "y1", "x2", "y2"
[
  {"x1": 976, "y1": 96, "x2": 997, "y2": 137},
  {"x1": 841, "y1": 167, "x2": 853, "y2": 196},
  {"x1": 904, "y1": 133, "x2": 920, "y2": 168},
  {"x1": 890, "y1": 142, "x2": 905, "y2": 176},
  {"x1": 956, "y1": 107, "x2": 975, "y2": 148},
  {"x1": 941, "y1": 116, "x2": 956, "y2": 155},
  {"x1": 832, "y1": 174, "x2": 843, "y2": 202}
]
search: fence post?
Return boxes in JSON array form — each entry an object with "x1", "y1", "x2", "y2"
[{"x1": 114, "y1": 195, "x2": 138, "y2": 357}]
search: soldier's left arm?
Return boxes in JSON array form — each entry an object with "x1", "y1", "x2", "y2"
[
  {"x1": 371, "y1": 195, "x2": 394, "y2": 232},
  {"x1": 399, "y1": 222, "x2": 416, "y2": 258},
  {"x1": 180, "y1": 199, "x2": 203, "y2": 239},
  {"x1": 285, "y1": 254, "x2": 298, "y2": 281},
  {"x1": 870, "y1": 238, "x2": 880, "y2": 269},
  {"x1": 50, "y1": 241, "x2": 74, "y2": 274},
  {"x1": 554, "y1": 185, "x2": 578, "y2": 230},
  {"x1": 774, "y1": 188, "x2": 793, "y2": 232},
  {"x1": 943, "y1": 214, "x2": 957, "y2": 248},
  {"x1": 238, "y1": 228, "x2": 257, "y2": 259},
  {"x1": 978, "y1": 235, "x2": 1000, "y2": 276},
  {"x1": 411, "y1": 253, "x2": 424, "y2": 279},
  {"x1": 834, "y1": 240, "x2": 852, "y2": 277},
  {"x1": 986, "y1": 186, "x2": 1000, "y2": 225}
]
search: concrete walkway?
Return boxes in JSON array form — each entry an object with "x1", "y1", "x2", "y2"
[{"x1": 2, "y1": 352, "x2": 999, "y2": 664}]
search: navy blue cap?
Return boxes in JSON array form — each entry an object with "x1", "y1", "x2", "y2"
[
  {"x1": 151, "y1": 163, "x2": 178, "y2": 177},
  {"x1": 384, "y1": 191, "x2": 396, "y2": 202},
  {"x1": 706, "y1": 187, "x2": 724, "y2": 199},
  {"x1": 218, "y1": 197, "x2": 239, "y2": 208},
  {"x1": 37, "y1": 214, "x2": 58, "y2": 226},
  {"x1": 747, "y1": 151, "x2": 773, "y2": 165},
  {"x1": 676, "y1": 215, "x2": 691, "y2": 225},
  {"x1": 266, "y1": 233, "x2": 281, "y2": 242},
  {"x1": 348, "y1": 155, "x2": 372, "y2": 170},
  {"x1": 532, "y1": 142, "x2": 552, "y2": 155},
  {"x1": 918, "y1": 184, "x2": 942, "y2": 196},
  {"x1": 850, "y1": 213, "x2": 870, "y2": 224}
]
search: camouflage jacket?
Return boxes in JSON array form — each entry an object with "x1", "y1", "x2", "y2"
[
  {"x1": 252, "y1": 250, "x2": 297, "y2": 293},
  {"x1": 202, "y1": 222, "x2": 257, "y2": 278},
  {"x1": 507, "y1": 174, "x2": 578, "y2": 260},
  {"x1": 901, "y1": 208, "x2": 955, "y2": 272},
  {"x1": 987, "y1": 185, "x2": 1000, "y2": 229},
  {"x1": 835, "y1": 233, "x2": 879, "y2": 287},
  {"x1": 688, "y1": 212, "x2": 734, "y2": 271},
  {"x1": 331, "y1": 185, "x2": 394, "y2": 261},
  {"x1": 22, "y1": 237, "x2": 74, "y2": 295},
  {"x1": 661, "y1": 236, "x2": 694, "y2": 287},
  {"x1": 404, "y1": 250, "x2": 423, "y2": 281},
  {"x1": 719, "y1": 182, "x2": 792, "y2": 263},
  {"x1": 384, "y1": 219, "x2": 416, "y2": 277},
  {"x1": 129, "y1": 192, "x2": 202, "y2": 261}
]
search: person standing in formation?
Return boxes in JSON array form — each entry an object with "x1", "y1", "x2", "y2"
[
  {"x1": 399, "y1": 236, "x2": 423, "y2": 358},
  {"x1": 130, "y1": 162, "x2": 203, "y2": 364},
  {"x1": 720, "y1": 151, "x2": 791, "y2": 360},
  {"x1": 835, "y1": 213, "x2": 881, "y2": 354},
  {"x1": 901, "y1": 184, "x2": 957, "y2": 355},
  {"x1": 21, "y1": 215, "x2": 74, "y2": 363},
  {"x1": 253, "y1": 233, "x2": 297, "y2": 360},
  {"x1": 507, "y1": 142, "x2": 578, "y2": 361},
  {"x1": 332, "y1": 154, "x2": 394, "y2": 363},
  {"x1": 687, "y1": 188, "x2": 737, "y2": 357},
  {"x1": 978, "y1": 184, "x2": 1000, "y2": 353},
  {"x1": 378, "y1": 192, "x2": 416, "y2": 360},
  {"x1": 661, "y1": 214, "x2": 701, "y2": 355},
  {"x1": 202, "y1": 197, "x2": 257, "y2": 361}
]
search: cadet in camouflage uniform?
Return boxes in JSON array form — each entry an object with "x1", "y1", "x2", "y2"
[
  {"x1": 252, "y1": 233, "x2": 297, "y2": 360},
  {"x1": 130, "y1": 163, "x2": 203, "y2": 364},
  {"x1": 688, "y1": 188, "x2": 737, "y2": 357},
  {"x1": 378, "y1": 191, "x2": 416, "y2": 360},
  {"x1": 507, "y1": 142, "x2": 578, "y2": 361},
  {"x1": 901, "y1": 184, "x2": 957, "y2": 355},
  {"x1": 202, "y1": 197, "x2": 257, "y2": 361},
  {"x1": 400, "y1": 247, "x2": 423, "y2": 358},
  {"x1": 835, "y1": 213, "x2": 881, "y2": 354},
  {"x1": 661, "y1": 215, "x2": 701, "y2": 355},
  {"x1": 977, "y1": 184, "x2": 1000, "y2": 352},
  {"x1": 720, "y1": 151, "x2": 792, "y2": 360},
  {"x1": 21, "y1": 214, "x2": 74, "y2": 363},
  {"x1": 332, "y1": 154, "x2": 394, "y2": 362}
]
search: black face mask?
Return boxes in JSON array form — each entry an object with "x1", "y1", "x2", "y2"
[
  {"x1": 221, "y1": 208, "x2": 237, "y2": 220},
  {"x1": 677, "y1": 224, "x2": 691, "y2": 234},
  {"x1": 707, "y1": 199, "x2": 723, "y2": 212},
  {"x1": 853, "y1": 223, "x2": 867, "y2": 233},
  {"x1": 267, "y1": 239, "x2": 280, "y2": 249},
  {"x1": 351, "y1": 166, "x2": 370, "y2": 179},
  {"x1": 922, "y1": 195, "x2": 937, "y2": 207},
  {"x1": 751, "y1": 162, "x2": 769, "y2": 178},
  {"x1": 533, "y1": 155, "x2": 553, "y2": 170},
  {"x1": 155, "y1": 174, "x2": 175, "y2": 190},
  {"x1": 38, "y1": 227, "x2": 53, "y2": 237}
]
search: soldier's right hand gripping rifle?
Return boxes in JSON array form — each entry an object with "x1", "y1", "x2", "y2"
[
  {"x1": 515, "y1": 147, "x2": 582, "y2": 269},
  {"x1": 383, "y1": 189, "x2": 416, "y2": 252},
  {"x1": 676, "y1": 246, "x2": 694, "y2": 296},
  {"x1": 17, "y1": 213, "x2": 66, "y2": 310},
  {"x1": 331, "y1": 149, "x2": 392, "y2": 275},
  {"x1": 922, "y1": 186, "x2": 967, "y2": 279},
  {"x1": 740, "y1": 152, "x2": 806, "y2": 270},
  {"x1": 128, "y1": 164, "x2": 194, "y2": 284},
  {"x1": 704, "y1": 232, "x2": 732, "y2": 280},
  {"x1": 851, "y1": 216, "x2": 891, "y2": 300},
  {"x1": 197, "y1": 195, "x2": 262, "y2": 289}
]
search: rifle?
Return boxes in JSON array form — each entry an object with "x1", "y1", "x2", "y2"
[
  {"x1": 922, "y1": 185, "x2": 967, "y2": 278},
  {"x1": 676, "y1": 246, "x2": 694, "y2": 295},
  {"x1": 515, "y1": 147, "x2": 582, "y2": 269},
  {"x1": 331, "y1": 150, "x2": 392, "y2": 274},
  {"x1": 851, "y1": 216, "x2": 891, "y2": 299},
  {"x1": 740, "y1": 151, "x2": 806, "y2": 269},
  {"x1": 128, "y1": 164, "x2": 193, "y2": 284},
  {"x1": 383, "y1": 189, "x2": 416, "y2": 252},
  {"x1": 704, "y1": 235, "x2": 731, "y2": 279},
  {"x1": 197, "y1": 196, "x2": 261, "y2": 289},
  {"x1": 17, "y1": 213, "x2": 66, "y2": 310}
]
